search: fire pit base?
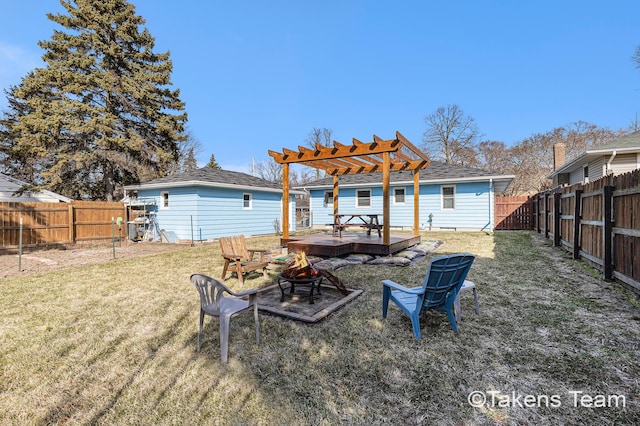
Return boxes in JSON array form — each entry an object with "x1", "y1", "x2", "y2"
[{"x1": 277, "y1": 273, "x2": 324, "y2": 304}]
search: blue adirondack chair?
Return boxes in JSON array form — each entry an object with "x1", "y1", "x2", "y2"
[{"x1": 381, "y1": 253, "x2": 475, "y2": 339}]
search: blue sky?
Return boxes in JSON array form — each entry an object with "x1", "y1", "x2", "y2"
[{"x1": 1, "y1": 1, "x2": 639, "y2": 173}]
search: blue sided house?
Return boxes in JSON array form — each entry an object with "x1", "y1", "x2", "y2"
[
  {"x1": 296, "y1": 161, "x2": 514, "y2": 232},
  {"x1": 123, "y1": 168, "x2": 301, "y2": 241}
]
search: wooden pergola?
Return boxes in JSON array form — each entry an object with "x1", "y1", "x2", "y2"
[{"x1": 268, "y1": 131, "x2": 430, "y2": 245}]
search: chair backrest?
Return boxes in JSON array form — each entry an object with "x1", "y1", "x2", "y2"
[
  {"x1": 190, "y1": 273, "x2": 234, "y2": 316},
  {"x1": 421, "y1": 254, "x2": 475, "y2": 310},
  {"x1": 219, "y1": 235, "x2": 250, "y2": 260}
]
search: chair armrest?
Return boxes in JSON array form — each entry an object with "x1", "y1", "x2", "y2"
[
  {"x1": 381, "y1": 279, "x2": 423, "y2": 294},
  {"x1": 232, "y1": 288, "x2": 259, "y2": 297},
  {"x1": 248, "y1": 249, "x2": 268, "y2": 261},
  {"x1": 222, "y1": 254, "x2": 243, "y2": 261}
]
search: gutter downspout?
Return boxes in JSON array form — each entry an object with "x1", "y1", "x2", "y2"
[
  {"x1": 481, "y1": 178, "x2": 494, "y2": 232},
  {"x1": 606, "y1": 150, "x2": 617, "y2": 175},
  {"x1": 489, "y1": 178, "x2": 493, "y2": 232}
]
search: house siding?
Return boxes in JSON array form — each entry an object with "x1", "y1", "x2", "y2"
[
  {"x1": 611, "y1": 153, "x2": 639, "y2": 175},
  {"x1": 590, "y1": 157, "x2": 605, "y2": 181},
  {"x1": 138, "y1": 186, "x2": 293, "y2": 240},
  {"x1": 309, "y1": 181, "x2": 494, "y2": 231},
  {"x1": 569, "y1": 168, "x2": 584, "y2": 185}
]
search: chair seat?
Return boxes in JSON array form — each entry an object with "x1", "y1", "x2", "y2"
[
  {"x1": 202, "y1": 297, "x2": 250, "y2": 316},
  {"x1": 388, "y1": 290, "x2": 420, "y2": 313}
]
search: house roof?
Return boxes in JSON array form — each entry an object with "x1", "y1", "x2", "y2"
[
  {"x1": 295, "y1": 161, "x2": 515, "y2": 192},
  {"x1": 0, "y1": 173, "x2": 71, "y2": 202},
  {"x1": 124, "y1": 167, "x2": 304, "y2": 194},
  {"x1": 548, "y1": 130, "x2": 640, "y2": 178}
]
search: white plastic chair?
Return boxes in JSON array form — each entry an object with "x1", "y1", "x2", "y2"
[
  {"x1": 454, "y1": 280, "x2": 479, "y2": 323},
  {"x1": 190, "y1": 273, "x2": 261, "y2": 363}
]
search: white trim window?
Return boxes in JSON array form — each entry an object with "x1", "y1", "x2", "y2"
[
  {"x1": 356, "y1": 189, "x2": 371, "y2": 208},
  {"x1": 160, "y1": 191, "x2": 169, "y2": 209},
  {"x1": 393, "y1": 187, "x2": 406, "y2": 204},
  {"x1": 441, "y1": 185, "x2": 455, "y2": 210},
  {"x1": 242, "y1": 193, "x2": 252, "y2": 209}
]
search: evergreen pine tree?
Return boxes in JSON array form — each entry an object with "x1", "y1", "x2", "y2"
[
  {"x1": 0, "y1": 0, "x2": 187, "y2": 200},
  {"x1": 183, "y1": 148, "x2": 198, "y2": 172},
  {"x1": 206, "y1": 154, "x2": 221, "y2": 169}
]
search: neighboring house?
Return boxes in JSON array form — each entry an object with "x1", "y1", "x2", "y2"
[
  {"x1": 0, "y1": 173, "x2": 71, "y2": 202},
  {"x1": 123, "y1": 168, "x2": 302, "y2": 241},
  {"x1": 295, "y1": 162, "x2": 514, "y2": 232},
  {"x1": 549, "y1": 131, "x2": 640, "y2": 187}
]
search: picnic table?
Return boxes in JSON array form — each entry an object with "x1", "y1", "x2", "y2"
[{"x1": 330, "y1": 213, "x2": 382, "y2": 238}]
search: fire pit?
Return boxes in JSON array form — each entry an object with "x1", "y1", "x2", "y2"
[{"x1": 278, "y1": 251, "x2": 323, "y2": 304}]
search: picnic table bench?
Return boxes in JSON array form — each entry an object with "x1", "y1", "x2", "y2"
[{"x1": 330, "y1": 213, "x2": 381, "y2": 238}]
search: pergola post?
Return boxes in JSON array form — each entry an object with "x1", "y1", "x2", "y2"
[
  {"x1": 333, "y1": 175, "x2": 339, "y2": 221},
  {"x1": 413, "y1": 170, "x2": 420, "y2": 236},
  {"x1": 382, "y1": 152, "x2": 390, "y2": 245},
  {"x1": 282, "y1": 163, "x2": 289, "y2": 239}
]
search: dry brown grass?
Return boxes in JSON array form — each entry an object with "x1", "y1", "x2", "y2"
[{"x1": 1, "y1": 231, "x2": 638, "y2": 425}]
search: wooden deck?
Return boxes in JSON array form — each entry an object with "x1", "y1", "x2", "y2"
[{"x1": 282, "y1": 232, "x2": 421, "y2": 257}]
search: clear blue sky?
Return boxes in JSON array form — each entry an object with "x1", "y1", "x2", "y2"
[{"x1": 1, "y1": 1, "x2": 639, "y2": 173}]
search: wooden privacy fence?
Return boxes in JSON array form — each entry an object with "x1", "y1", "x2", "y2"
[
  {"x1": 0, "y1": 201, "x2": 128, "y2": 249},
  {"x1": 494, "y1": 196, "x2": 533, "y2": 230},
  {"x1": 533, "y1": 169, "x2": 640, "y2": 291}
]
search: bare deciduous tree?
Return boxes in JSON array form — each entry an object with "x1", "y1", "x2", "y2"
[
  {"x1": 503, "y1": 122, "x2": 620, "y2": 195},
  {"x1": 305, "y1": 127, "x2": 333, "y2": 180},
  {"x1": 422, "y1": 104, "x2": 480, "y2": 165},
  {"x1": 477, "y1": 140, "x2": 511, "y2": 172},
  {"x1": 168, "y1": 129, "x2": 202, "y2": 173},
  {"x1": 253, "y1": 157, "x2": 282, "y2": 183}
]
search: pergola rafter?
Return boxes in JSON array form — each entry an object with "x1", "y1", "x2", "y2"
[{"x1": 269, "y1": 131, "x2": 430, "y2": 244}]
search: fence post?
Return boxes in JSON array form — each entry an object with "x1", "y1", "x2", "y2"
[
  {"x1": 553, "y1": 192, "x2": 561, "y2": 246},
  {"x1": 603, "y1": 185, "x2": 613, "y2": 280},
  {"x1": 528, "y1": 196, "x2": 534, "y2": 230},
  {"x1": 68, "y1": 204, "x2": 75, "y2": 243},
  {"x1": 573, "y1": 189, "x2": 582, "y2": 259},
  {"x1": 543, "y1": 192, "x2": 549, "y2": 238}
]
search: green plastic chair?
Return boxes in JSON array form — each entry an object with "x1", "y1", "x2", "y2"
[
  {"x1": 190, "y1": 273, "x2": 261, "y2": 363},
  {"x1": 382, "y1": 253, "x2": 475, "y2": 339}
]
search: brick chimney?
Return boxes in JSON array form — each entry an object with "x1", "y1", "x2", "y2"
[
  {"x1": 552, "y1": 143, "x2": 569, "y2": 187},
  {"x1": 553, "y1": 143, "x2": 566, "y2": 170}
]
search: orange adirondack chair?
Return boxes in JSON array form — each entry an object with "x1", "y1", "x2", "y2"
[{"x1": 219, "y1": 235, "x2": 269, "y2": 285}]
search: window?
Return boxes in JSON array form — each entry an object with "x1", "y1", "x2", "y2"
[
  {"x1": 441, "y1": 186, "x2": 455, "y2": 210},
  {"x1": 356, "y1": 189, "x2": 371, "y2": 208},
  {"x1": 583, "y1": 165, "x2": 589, "y2": 183},
  {"x1": 324, "y1": 191, "x2": 333, "y2": 207},
  {"x1": 160, "y1": 191, "x2": 169, "y2": 209},
  {"x1": 243, "y1": 193, "x2": 252, "y2": 209},
  {"x1": 393, "y1": 187, "x2": 406, "y2": 204}
]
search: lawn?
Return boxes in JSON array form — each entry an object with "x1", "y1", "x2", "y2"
[{"x1": 1, "y1": 231, "x2": 638, "y2": 425}]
